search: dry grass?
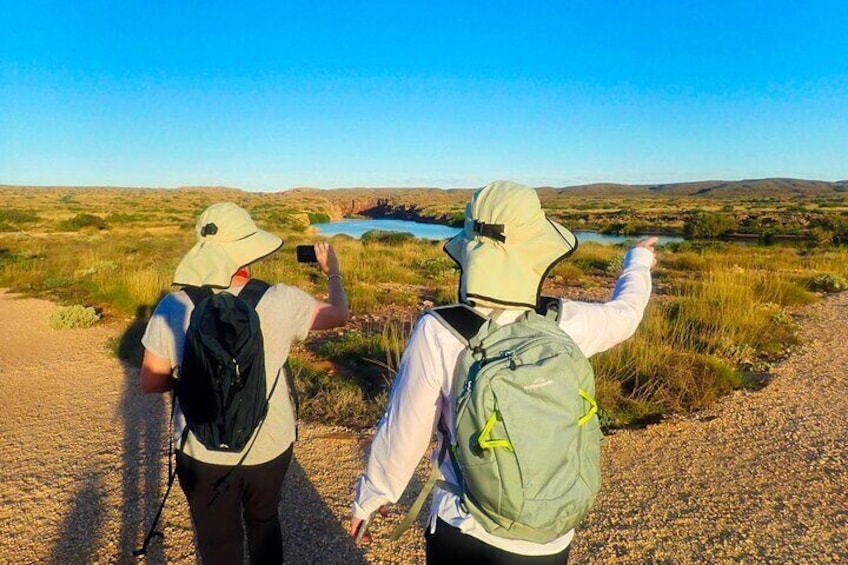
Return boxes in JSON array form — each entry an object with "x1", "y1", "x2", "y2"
[{"x1": 1, "y1": 186, "x2": 848, "y2": 427}]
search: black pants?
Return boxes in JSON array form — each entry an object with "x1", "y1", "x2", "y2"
[
  {"x1": 176, "y1": 447, "x2": 293, "y2": 565},
  {"x1": 425, "y1": 518, "x2": 571, "y2": 565}
]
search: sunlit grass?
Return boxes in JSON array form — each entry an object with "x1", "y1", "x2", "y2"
[{"x1": 1, "y1": 186, "x2": 848, "y2": 428}]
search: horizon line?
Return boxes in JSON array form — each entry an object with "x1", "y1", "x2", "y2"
[{"x1": 2, "y1": 176, "x2": 847, "y2": 193}]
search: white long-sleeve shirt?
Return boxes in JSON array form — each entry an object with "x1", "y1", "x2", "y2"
[{"x1": 353, "y1": 247, "x2": 654, "y2": 555}]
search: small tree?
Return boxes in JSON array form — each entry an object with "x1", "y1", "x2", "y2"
[{"x1": 684, "y1": 212, "x2": 738, "y2": 239}]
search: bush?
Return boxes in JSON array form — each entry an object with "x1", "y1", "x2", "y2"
[
  {"x1": 413, "y1": 257, "x2": 456, "y2": 279},
  {"x1": 684, "y1": 212, "x2": 738, "y2": 239},
  {"x1": 807, "y1": 273, "x2": 848, "y2": 293},
  {"x1": 605, "y1": 254, "x2": 625, "y2": 275},
  {"x1": 0, "y1": 209, "x2": 40, "y2": 231},
  {"x1": 76, "y1": 260, "x2": 119, "y2": 277},
  {"x1": 59, "y1": 214, "x2": 106, "y2": 231},
  {"x1": 49, "y1": 305, "x2": 101, "y2": 329},
  {"x1": 306, "y1": 212, "x2": 331, "y2": 224},
  {"x1": 361, "y1": 230, "x2": 416, "y2": 245},
  {"x1": 448, "y1": 212, "x2": 466, "y2": 227}
]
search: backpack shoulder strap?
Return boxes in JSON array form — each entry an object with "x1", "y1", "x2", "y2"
[
  {"x1": 238, "y1": 279, "x2": 271, "y2": 309},
  {"x1": 182, "y1": 286, "x2": 213, "y2": 307},
  {"x1": 428, "y1": 304, "x2": 487, "y2": 344},
  {"x1": 536, "y1": 295, "x2": 563, "y2": 321}
]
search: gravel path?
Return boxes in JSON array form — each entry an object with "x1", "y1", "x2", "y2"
[{"x1": 1, "y1": 290, "x2": 845, "y2": 564}]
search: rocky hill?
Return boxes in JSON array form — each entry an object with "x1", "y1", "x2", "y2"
[{"x1": 552, "y1": 178, "x2": 848, "y2": 197}]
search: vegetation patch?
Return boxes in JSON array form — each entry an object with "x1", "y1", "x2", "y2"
[
  {"x1": 807, "y1": 273, "x2": 848, "y2": 293},
  {"x1": 306, "y1": 212, "x2": 331, "y2": 224},
  {"x1": 361, "y1": 229, "x2": 416, "y2": 245},
  {"x1": 49, "y1": 305, "x2": 101, "y2": 329},
  {"x1": 0, "y1": 209, "x2": 40, "y2": 232},
  {"x1": 290, "y1": 354, "x2": 388, "y2": 426},
  {"x1": 4, "y1": 185, "x2": 848, "y2": 430},
  {"x1": 684, "y1": 212, "x2": 738, "y2": 239},
  {"x1": 59, "y1": 213, "x2": 106, "y2": 231}
]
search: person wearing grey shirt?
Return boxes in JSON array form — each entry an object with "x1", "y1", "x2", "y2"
[{"x1": 141, "y1": 202, "x2": 348, "y2": 565}]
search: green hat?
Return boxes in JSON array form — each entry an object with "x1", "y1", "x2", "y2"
[
  {"x1": 173, "y1": 202, "x2": 283, "y2": 288},
  {"x1": 444, "y1": 181, "x2": 578, "y2": 309}
]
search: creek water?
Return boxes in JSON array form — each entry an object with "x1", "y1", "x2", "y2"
[{"x1": 312, "y1": 218, "x2": 684, "y2": 245}]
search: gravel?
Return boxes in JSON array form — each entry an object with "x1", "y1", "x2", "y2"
[{"x1": 1, "y1": 289, "x2": 845, "y2": 564}]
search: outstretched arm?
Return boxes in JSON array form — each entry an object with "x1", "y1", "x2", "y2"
[{"x1": 559, "y1": 237, "x2": 657, "y2": 358}]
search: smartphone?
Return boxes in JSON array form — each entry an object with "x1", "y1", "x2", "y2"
[{"x1": 296, "y1": 245, "x2": 318, "y2": 263}]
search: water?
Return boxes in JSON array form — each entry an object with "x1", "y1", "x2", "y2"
[
  {"x1": 312, "y1": 218, "x2": 461, "y2": 240},
  {"x1": 313, "y1": 218, "x2": 684, "y2": 245},
  {"x1": 572, "y1": 231, "x2": 683, "y2": 246}
]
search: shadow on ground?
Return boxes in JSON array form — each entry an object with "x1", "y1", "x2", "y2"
[
  {"x1": 281, "y1": 459, "x2": 369, "y2": 565},
  {"x1": 50, "y1": 475, "x2": 107, "y2": 565},
  {"x1": 102, "y1": 298, "x2": 369, "y2": 564}
]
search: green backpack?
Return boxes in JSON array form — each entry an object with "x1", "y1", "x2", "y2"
[{"x1": 391, "y1": 301, "x2": 602, "y2": 544}]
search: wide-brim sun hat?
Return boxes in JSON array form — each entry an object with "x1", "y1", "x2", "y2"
[
  {"x1": 173, "y1": 202, "x2": 283, "y2": 288},
  {"x1": 444, "y1": 180, "x2": 578, "y2": 309}
]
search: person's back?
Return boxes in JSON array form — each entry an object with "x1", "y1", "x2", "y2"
[
  {"x1": 350, "y1": 181, "x2": 656, "y2": 564},
  {"x1": 140, "y1": 202, "x2": 349, "y2": 564}
]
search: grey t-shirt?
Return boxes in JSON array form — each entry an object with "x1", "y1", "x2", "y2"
[{"x1": 141, "y1": 283, "x2": 315, "y2": 465}]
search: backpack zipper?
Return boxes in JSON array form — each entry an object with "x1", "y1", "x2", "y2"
[{"x1": 233, "y1": 358, "x2": 242, "y2": 387}]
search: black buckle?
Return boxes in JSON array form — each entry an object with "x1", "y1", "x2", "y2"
[{"x1": 472, "y1": 220, "x2": 506, "y2": 243}]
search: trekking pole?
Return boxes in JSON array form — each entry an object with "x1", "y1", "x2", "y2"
[
  {"x1": 133, "y1": 394, "x2": 177, "y2": 557},
  {"x1": 132, "y1": 467, "x2": 177, "y2": 557}
]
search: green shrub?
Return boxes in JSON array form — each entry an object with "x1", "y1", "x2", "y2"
[
  {"x1": 361, "y1": 230, "x2": 416, "y2": 245},
  {"x1": 306, "y1": 212, "x2": 331, "y2": 224},
  {"x1": 662, "y1": 240, "x2": 727, "y2": 253},
  {"x1": 684, "y1": 212, "x2": 738, "y2": 239},
  {"x1": 0, "y1": 209, "x2": 40, "y2": 231},
  {"x1": 59, "y1": 214, "x2": 106, "y2": 231},
  {"x1": 605, "y1": 254, "x2": 625, "y2": 275},
  {"x1": 448, "y1": 212, "x2": 465, "y2": 227},
  {"x1": 412, "y1": 257, "x2": 456, "y2": 279},
  {"x1": 755, "y1": 277, "x2": 817, "y2": 306},
  {"x1": 807, "y1": 273, "x2": 848, "y2": 293},
  {"x1": 49, "y1": 305, "x2": 101, "y2": 329},
  {"x1": 76, "y1": 260, "x2": 119, "y2": 277}
]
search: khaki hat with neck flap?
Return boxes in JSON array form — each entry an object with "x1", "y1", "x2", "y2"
[
  {"x1": 444, "y1": 180, "x2": 578, "y2": 309},
  {"x1": 173, "y1": 202, "x2": 283, "y2": 288}
]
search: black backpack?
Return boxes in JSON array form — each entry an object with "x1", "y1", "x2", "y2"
[
  {"x1": 134, "y1": 279, "x2": 298, "y2": 557},
  {"x1": 177, "y1": 279, "x2": 275, "y2": 452}
]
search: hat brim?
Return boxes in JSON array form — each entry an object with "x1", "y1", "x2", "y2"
[
  {"x1": 173, "y1": 229, "x2": 283, "y2": 288},
  {"x1": 444, "y1": 219, "x2": 578, "y2": 308}
]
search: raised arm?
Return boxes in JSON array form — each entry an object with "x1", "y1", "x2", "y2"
[
  {"x1": 310, "y1": 242, "x2": 350, "y2": 330},
  {"x1": 559, "y1": 237, "x2": 657, "y2": 358}
]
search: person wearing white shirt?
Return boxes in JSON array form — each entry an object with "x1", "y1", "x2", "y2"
[{"x1": 350, "y1": 181, "x2": 656, "y2": 564}]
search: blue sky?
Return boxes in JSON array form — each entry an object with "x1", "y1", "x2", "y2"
[{"x1": 1, "y1": 1, "x2": 846, "y2": 190}]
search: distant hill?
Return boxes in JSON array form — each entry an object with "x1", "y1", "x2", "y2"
[
  {"x1": 0, "y1": 184, "x2": 244, "y2": 194},
  {"x1": 174, "y1": 185, "x2": 243, "y2": 194},
  {"x1": 554, "y1": 178, "x2": 847, "y2": 197},
  {"x1": 2, "y1": 178, "x2": 845, "y2": 198}
]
